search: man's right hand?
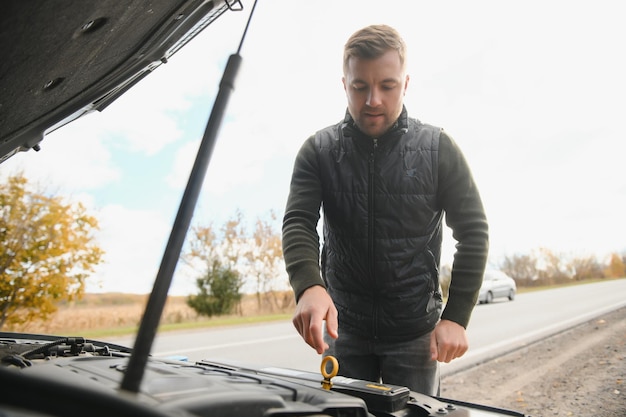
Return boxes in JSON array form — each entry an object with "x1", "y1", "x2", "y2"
[{"x1": 292, "y1": 285, "x2": 338, "y2": 354}]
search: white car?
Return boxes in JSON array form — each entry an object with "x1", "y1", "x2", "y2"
[{"x1": 478, "y1": 270, "x2": 517, "y2": 304}]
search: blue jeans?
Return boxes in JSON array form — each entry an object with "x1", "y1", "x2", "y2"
[{"x1": 324, "y1": 329, "x2": 440, "y2": 396}]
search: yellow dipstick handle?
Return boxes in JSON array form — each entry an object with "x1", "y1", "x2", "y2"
[{"x1": 320, "y1": 355, "x2": 339, "y2": 390}]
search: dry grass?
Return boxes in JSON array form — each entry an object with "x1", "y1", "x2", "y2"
[
  {"x1": 11, "y1": 292, "x2": 295, "y2": 336},
  {"x1": 12, "y1": 280, "x2": 614, "y2": 336}
]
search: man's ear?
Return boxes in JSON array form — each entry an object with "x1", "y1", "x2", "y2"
[
  {"x1": 342, "y1": 76, "x2": 347, "y2": 92},
  {"x1": 403, "y1": 74, "x2": 410, "y2": 95}
]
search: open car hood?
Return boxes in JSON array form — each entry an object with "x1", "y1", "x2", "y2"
[{"x1": 0, "y1": 0, "x2": 241, "y2": 163}]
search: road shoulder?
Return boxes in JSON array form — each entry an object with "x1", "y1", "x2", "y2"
[{"x1": 441, "y1": 306, "x2": 625, "y2": 417}]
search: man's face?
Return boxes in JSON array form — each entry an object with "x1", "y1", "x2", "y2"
[{"x1": 342, "y1": 49, "x2": 409, "y2": 138}]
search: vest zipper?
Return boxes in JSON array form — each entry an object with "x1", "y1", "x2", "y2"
[{"x1": 369, "y1": 138, "x2": 378, "y2": 339}]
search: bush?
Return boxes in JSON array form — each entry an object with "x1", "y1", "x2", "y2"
[{"x1": 187, "y1": 261, "x2": 243, "y2": 317}]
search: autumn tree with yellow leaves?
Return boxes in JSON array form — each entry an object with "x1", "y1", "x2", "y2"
[{"x1": 0, "y1": 174, "x2": 103, "y2": 330}]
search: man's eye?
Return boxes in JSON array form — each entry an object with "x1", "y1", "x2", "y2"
[{"x1": 352, "y1": 84, "x2": 367, "y2": 91}]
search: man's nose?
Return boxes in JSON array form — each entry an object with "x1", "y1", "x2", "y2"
[{"x1": 366, "y1": 87, "x2": 382, "y2": 107}]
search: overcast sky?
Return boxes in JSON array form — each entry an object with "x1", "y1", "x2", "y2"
[{"x1": 2, "y1": 0, "x2": 624, "y2": 295}]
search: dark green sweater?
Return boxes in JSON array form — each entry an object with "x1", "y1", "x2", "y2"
[{"x1": 282, "y1": 114, "x2": 489, "y2": 330}]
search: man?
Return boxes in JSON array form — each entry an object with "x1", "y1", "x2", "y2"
[{"x1": 282, "y1": 24, "x2": 488, "y2": 395}]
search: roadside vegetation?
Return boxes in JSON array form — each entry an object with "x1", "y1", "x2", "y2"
[
  {"x1": 438, "y1": 250, "x2": 625, "y2": 298},
  {"x1": 8, "y1": 278, "x2": 625, "y2": 339},
  {"x1": 2, "y1": 172, "x2": 625, "y2": 337},
  {"x1": 0, "y1": 174, "x2": 103, "y2": 330},
  {"x1": 8, "y1": 291, "x2": 293, "y2": 338}
]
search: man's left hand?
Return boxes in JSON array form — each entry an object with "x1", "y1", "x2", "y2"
[{"x1": 429, "y1": 319, "x2": 468, "y2": 363}]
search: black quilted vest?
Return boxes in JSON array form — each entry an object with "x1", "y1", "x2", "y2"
[{"x1": 317, "y1": 109, "x2": 444, "y2": 342}]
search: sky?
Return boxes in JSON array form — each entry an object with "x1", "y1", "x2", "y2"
[{"x1": 1, "y1": 0, "x2": 625, "y2": 295}]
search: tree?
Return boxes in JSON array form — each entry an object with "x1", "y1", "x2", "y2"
[
  {"x1": 183, "y1": 216, "x2": 246, "y2": 317},
  {"x1": 0, "y1": 174, "x2": 103, "y2": 329},
  {"x1": 570, "y1": 255, "x2": 603, "y2": 281},
  {"x1": 184, "y1": 211, "x2": 290, "y2": 315},
  {"x1": 501, "y1": 253, "x2": 538, "y2": 286},
  {"x1": 536, "y1": 248, "x2": 571, "y2": 285},
  {"x1": 187, "y1": 260, "x2": 242, "y2": 317},
  {"x1": 246, "y1": 211, "x2": 287, "y2": 312},
  {"x1": 605, "y1": 253, "x2": 626, "y2": 278}
]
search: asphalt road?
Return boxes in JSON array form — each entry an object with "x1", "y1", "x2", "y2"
[{"x1": 112, "y1": 279, "x2": 626, "y2": 376}]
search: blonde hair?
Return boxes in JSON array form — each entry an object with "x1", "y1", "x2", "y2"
[{"x1": 343, "y1": 24, "x2": 407, "y2": 75}]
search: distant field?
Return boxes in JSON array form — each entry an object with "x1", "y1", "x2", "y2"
[{"x1": 13, "y1": 292, "x2": 295, "y2": 337}]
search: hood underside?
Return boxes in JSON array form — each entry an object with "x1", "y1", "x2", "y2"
[{"x1": 0, "y1": 0, "x2": 240, "y2": 164}]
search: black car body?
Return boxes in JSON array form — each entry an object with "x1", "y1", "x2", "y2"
[
  {"x1": 0, "y1": 331, "x2": 526, "y2": 417},
  {"x1": 0, "y1": 2, "x2": 527, "y2": 416}
]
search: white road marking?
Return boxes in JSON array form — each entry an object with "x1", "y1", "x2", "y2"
[{"x1": 154, "y1": 334, "x2": 298, "y2": 357}]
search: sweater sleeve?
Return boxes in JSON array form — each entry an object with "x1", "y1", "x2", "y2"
[
  {"x1": 282, "y1": 136, "x2": 325, "y2": 300},
  {"x1": 437, "y1": 131, "x2": 489, "y2": 328}
]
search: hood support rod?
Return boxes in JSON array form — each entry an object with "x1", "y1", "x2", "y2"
[{"x1": 120, "y1": 0, "x2": 258, "y2": 393}]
